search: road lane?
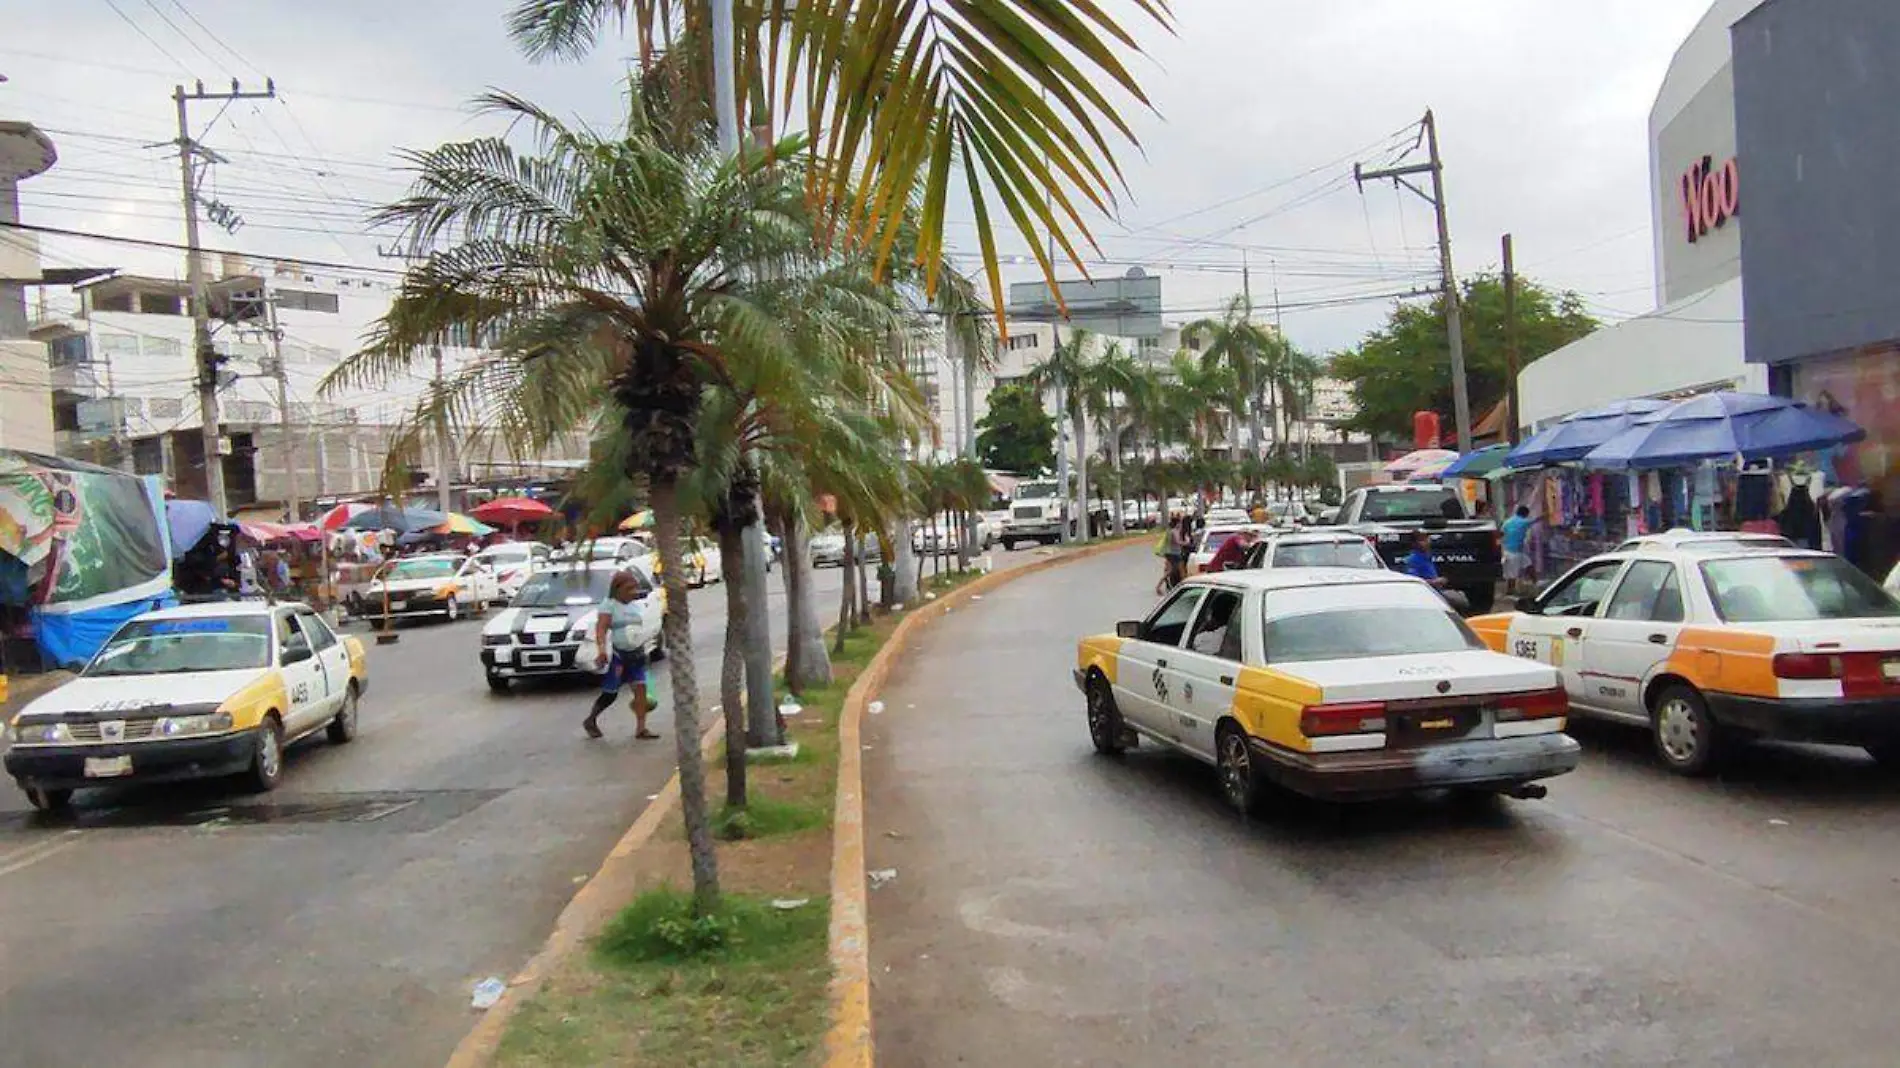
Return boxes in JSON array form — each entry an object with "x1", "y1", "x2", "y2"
[
  {"x1": 865, "y1": 545, "x2": 1900, "y2": 1067},
  {"x1": 0, "y1": 557, "x2": 852, "y2": 1068}
]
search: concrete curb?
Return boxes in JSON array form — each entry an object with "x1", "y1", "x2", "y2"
[
  {"x1": 823, "y1": 536, "x2": 1148, "y2": 1068},
  {"x1": 443, "y1": 713, "x2": 729, "y2": 1068}
]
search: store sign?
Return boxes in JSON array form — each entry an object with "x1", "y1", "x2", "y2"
[{"x1": 1681, "y1": 154, "x2": 1740, "y2": 243}]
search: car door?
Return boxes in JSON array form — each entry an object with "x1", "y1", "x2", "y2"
[
  {"x1": 458, "y1": 557, "x2": 496, "y2": 606},
  {"x1": 1171, "y1": 586, "x2": 1246, "y2": 761},
  {"x1": 1114, "y1": 586, "x2": 1205, "y2": 737},
  {"x1": 1580, "y1": 560, "x2": 1687, "y2": 722},
  {"x1": 1512, "y1": 559, "x2": 1631, "y2": 706},
  {"x1": 297, "y1": 609, "x2": 352, "y2": 716},
  {"x1": 276, "y1": 612, "x2": 331, "y2": 735}
]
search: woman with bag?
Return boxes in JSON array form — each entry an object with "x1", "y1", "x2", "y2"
[{"x1": 583, "y1": 571, "x2": 659, "y2": 740}]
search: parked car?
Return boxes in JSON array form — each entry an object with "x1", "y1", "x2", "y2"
[
  {"x1": 1074, "y1": 569, "x2": 1578, "y2": 813},
  {"x1": 473, "y1": 542, "x2": 553, "y2": 603},
  {"x1": 1613, "y1": 528, "x2": 1793, "y2": 554},
  {"x1": 809, "y1": 529, "x2": 881, "y2": 568},
  {"x1": 1187, "y1": 523, "x2": 1273, "y2": 576},
  {"x1": 914, "y1": 513, "x2": 993, "y2": 555},
  {"x1": 479, "y1": 560, "x2": 664, "y2": 692},
  {"x1": 1470, "y1": 545, "x2": 1900, "y2": 775},
  {"x1": 349, "y1": 553, "x2": 500, "y2": 624},
  {"x1": 5, "y1": 601, "x2": 367, "y2": 811},
  {"x1": 1334, "y1": 485, "x2": 1503, "y2": 612},
  {"x1": 1242, "y1": 530, "x2": 1386, "y2": 571}
]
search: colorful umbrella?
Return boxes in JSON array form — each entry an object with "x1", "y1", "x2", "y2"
[
  {"x1": 470, "y1": 496, "x2": 554, "y2": 525},
  {"x1": 317, "y1": 501, "x2": 375, "y2": 531},
  {"x1": 434, "y1": 512, "x2": 496, "y2": 536},
  {"x1": 1440, "y1": 444, "x2": 1514, "y2": 480},
  {"x1": 238, "y1": 519, "x2": 293, "y2": 543},
  {"x1": 1383, "y1": 448, "x2": 1459, "y2": 477},
  {"x1": 618, "y1": 509, "x2": 653, "y2": 532},
  {"x1": 339, "y1": 505, "x2": 446, "y2": 533},
  {"x1": 1404, "y1": 454, "x2": 1459, "y2": 482}
]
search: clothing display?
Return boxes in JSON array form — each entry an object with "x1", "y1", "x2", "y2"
[{"x1": 1777, "y1": 479, "x2": 1823, "y2": 550}]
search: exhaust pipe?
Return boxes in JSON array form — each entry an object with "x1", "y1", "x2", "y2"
[{"x1": 1503, "y1": 783, "x2": 1548, "y2": 801}]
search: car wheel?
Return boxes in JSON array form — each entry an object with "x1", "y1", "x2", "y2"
[
  {"x1": 1216, "y1": 723, "x2": 1270, "y2": 817},
  {"x1": 245, "y1": 716, "x2": 285, "y2": 793},
  {"x1": 1085, "y1": 675, "x2": 1126, "y2": 756},
  {"x1": 1463, "y1": 585, "x2": 1497, "y2": 615},
  {"x1": 486, "y1": 672, "x2": 510, "y2": 694},
  {"x1": 1651, "y1": 683, "x2": 1723, "y2": 776},
  {"x1": 1001, "y1": 538, "x2": 1016, "y2": 552},
  {"x1": 24, "y1": 785, "x2": 73, "y2": 813},
  {"x1": 444, "y1": 599, "x2": 460, "y2": 623},
  {"x1": 327, "y1": 683, "x2": 360, "y2": 744}
]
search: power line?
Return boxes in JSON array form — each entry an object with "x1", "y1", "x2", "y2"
[
  {"x1": 0, "y1": 219, "x2": 405, "y2": 277},
  {"x1": 168, "y1": 0, "x2": 268, "y2": 78},
  {"x1": 99, "y1": 0, "x2": 193, "y2": 73}
]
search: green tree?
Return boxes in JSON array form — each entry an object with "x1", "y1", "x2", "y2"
[
  {"x1": 975, "y1": 381, "x2": 1056, "y2": 473},
  {"x1": 1183, "y1": 295, "x2": 1279, "y2": 464},
  {"x1": 1332, "y1": 274, "x2": 1599, "y2": 440}
]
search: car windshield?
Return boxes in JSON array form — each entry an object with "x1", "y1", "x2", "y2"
[
  {"x1": 1262, "y1": 607, "x2": 1481, "y2": 663},
  {"x1": 1360, "y1": 490, "x2": 1464, "y2": 522},
  {"x1": 1700, "y1": 556, "x2": 1900, "y2": 622},
  {"x1": 481, "y1": 548, "x2": 532, "y2": 565},
  {"x1": 1271, "y1": 540, "x2": 1381, "y2": 569},
  {"x1": 514, "y1": 569, "x2": 618, "y2": 607},
  {"x1": 388, "y1": 559, "x2": 456, "y2": 580},
  {"x1": 86, "y1": 616, "x2": 272, "y2": 676},
  {"x1": 1016, "y1": 484, "x2": 1060, "y2": 500},
  {"x1": 1201, "y1": 532, "x2": 1239, "y2": 554}
]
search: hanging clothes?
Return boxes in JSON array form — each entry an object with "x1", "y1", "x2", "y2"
[
  {"x1": 1736, "y1": 468, "x2": 1774, "y2": 521},
  {"x1": 1777, "y1": 480, "x2": 1824, "y2": 550},
  {"x1": 1825, "y1": 487, "x2": 1851, "y2": 555}
]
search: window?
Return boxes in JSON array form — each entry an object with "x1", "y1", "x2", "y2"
[
  {"x1": 92, "y1": 292, "x2": 133, "y2": 313},
  {"x1": 1537, "y1": 561, "x2": 1626, "y2": 618},
  {"x1": 1262, "y1": 607, "x2": 1481, "y2": 664},
  {"x1": 275, "y1": 288, "x2": 340, "y2": 314},
  {"x1": 149, "y1": 397, "x2": 184, "y2": 420},
  {"x1": 1605, "y1": 561, "x2": 1679, "y2": 621},
  {"x1": 1700, "y1": 556, "x2": 1900, "y2": 623},
  {"x1": 85, "y1": 615, "x2": 271, "y2": 675},
  {"x1": 1142, "y1": 587, "x2": 1205, "y2": 647},
  {"x1": 1271, "y1": 540, "x2": 1381, "y2": 570},
  {"x1": 138, "y1": 292, "x2": 184, "y2": 316},
  {"x1": 299, "y1": 611, "x2": 338, "y2": 650},
  {"x1": 1359, "y1": 489, "x2": 1465, "y2": 522},
  {"x1": 1186, "y1": 589, "x2": 1244, "y2": 661},
  {"x1": 1006, "y1": 334, "x2": 1040, "y2": 352},
  {"x1": 279, "y1": 614, "x2": 312, "y2": 658},
  {"x1": 97, "y1": 333, "x2": 140, "y2": 356},
  {"x1": 48, "y1": 335, "x2": 90, "y2": 366}
]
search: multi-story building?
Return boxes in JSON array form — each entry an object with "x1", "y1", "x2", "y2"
[{"x1": 0, "y1": 120, "x2": 58, "y2": 455}]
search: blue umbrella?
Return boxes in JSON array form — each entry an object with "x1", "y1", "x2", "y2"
[
  {"x1": 1441, "y1": 444, "x2": 1513, "y2": 480},
  {"x1": 1505, "y1": 398, "x2": 1672, "y2": 467},
  {"x1": 165, "y1": 499, "x2": 216, "y2": 559},
  {"x1": 1584, "y1": 391, "x2": 1865, "y2": 470},
  {"x1": 338, "y1": 504, "x2": 447, "y2": 533}
]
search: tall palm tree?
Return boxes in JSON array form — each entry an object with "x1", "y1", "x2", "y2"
[
  {"x1": 507, "y1": 0, "x2": 1173, "y2": 316},
  {"x1": 1026, "y1": 328, "x2": 1098, "y2": 542},
  {"x1": 1086, "y1": 342, "x2": 1141, "y2": 536},
  {"x1": 1183, "y1": 295, "x2": 1278, "y2": 470},
  {"x1": 323, "y1": 85, "x2": 850, "y2": 916}
]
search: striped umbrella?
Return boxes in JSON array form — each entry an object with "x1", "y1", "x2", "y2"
[{"x1": 434, "y1": 512, "x2": 496, "y2": 536}]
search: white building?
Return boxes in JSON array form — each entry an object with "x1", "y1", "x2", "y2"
[{"x1": 0, "y1": 121, "x2": 58, "y2": 455}]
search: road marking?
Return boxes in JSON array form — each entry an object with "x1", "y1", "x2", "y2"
[{"x1": 0, "y1": 831, "x2": 82, "y2": 879}]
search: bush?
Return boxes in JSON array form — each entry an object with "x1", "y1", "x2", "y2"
[
  {"x1": 594, "y1": 888, "x2": 827, "y2": 967},
  {"x1": 714, "y1": 796, "x2": 827, "y2": 841}
]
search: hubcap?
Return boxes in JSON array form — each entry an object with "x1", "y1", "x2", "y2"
[
  {"x1": 259, "y1": 725, "x2": 281, "y2": 779},
  {"x1": 1657, "y1": 698, "x2": 1700, "y2": 764},
  {"x1": 1220, "y1": 733, "x2": 1250, "y2": 808},
  {"x1": 341, "y1": 692, "x2": 357, "y2": 731},
  {"x1": 1087, "y1": 686, "x2": 1109, "y2": 741}
]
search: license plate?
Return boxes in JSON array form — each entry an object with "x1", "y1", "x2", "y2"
[
  {"x1": 389, "y1": 599, "x2": 407, "y2": 611},
  {"x1": 1884, "y1": 660, "x2": 1900, "y2": 682},
  {"x1": 83, "y1": 755, "x2": 132, "y2": 778},
  {"x1": 523, "y1": 651, "x2": 560, "y2": 667}
]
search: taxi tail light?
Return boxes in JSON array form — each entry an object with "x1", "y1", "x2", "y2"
[
  {"x1": 1299, "y1": 701, "x2": 1388, "y2": 738},
  {"x1": 1491, "y1": 687, "x2": 1568, "y2": 722},
  {"x1": 1773, "y1": 653, "x2": 1844, "y2": 680}
]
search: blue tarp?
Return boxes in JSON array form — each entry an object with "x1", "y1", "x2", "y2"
[
  {"x1": 166, "y1": 499, "x2": 216, "y2": 559},
  {"x1": 32, "y1": 593, "x2": 176, "y2": 670},
  {"x1": 1505, "y1": 398, "x2": 1671, "y2": 468},
  {"x1": 1584, "y1": 392, "x2": 1867, "y2": 470}
]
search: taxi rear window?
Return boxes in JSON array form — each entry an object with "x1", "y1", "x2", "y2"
[
  {"x1": 1262, "y1": 607, "x2": 1481, "y2": 664},
  {"x1": 1699, "y1": 556, "x2": 1900, "y2": 622}
]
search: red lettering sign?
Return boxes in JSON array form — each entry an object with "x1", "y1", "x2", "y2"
[{"x1": 1681, "y1": 154, "x2": 1740, "y2": 243}]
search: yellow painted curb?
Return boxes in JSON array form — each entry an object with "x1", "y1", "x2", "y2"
[
  {"x1": 443, "y1": 713, "x2": 728, "y2": 1068},
  {"x1": 823, "y1": 536, "x2": 1149, "y2": 1068}
]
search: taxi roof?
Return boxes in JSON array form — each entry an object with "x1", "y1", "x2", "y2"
[
  {"x1": 134, "y1": 599, "x2": 282, "y2": 621},
  {"x1": 1266, "y1": 529, "x2": 1369, "y2": 544},
  {"x1": 1602, "y1": 545, "x2": 1836, "y2": 567},
  {"x1": 1186, "y1": 567, "x2": 1423, "y2": 593}
]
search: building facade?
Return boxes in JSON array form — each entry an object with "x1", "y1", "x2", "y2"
[{"x1": 0, "y1": 121, "x2": 58, "y2": 455}]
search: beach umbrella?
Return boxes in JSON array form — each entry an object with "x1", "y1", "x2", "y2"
[
  {"x1": 1440, "y1": 444, "x2": 1514, "y2": 480},
  {"x1": 618, "y1": 509, "x2": 654, "y2": 532},
  {"x1": 339, "y1": 504, "x2": 446, "y2": 533},
  {"x1": 1405, "y1": 454, "x2": 1460, "y2": 482},
  {"x1": 1383, "y1": 448, "x2": 1459, "y2": 477},
  {"x1": 317, "y1": 501, "x2": 375, "y2": 531},
  {"x1": 434, "y1": 512, "x2": 496, "y2": 536},
  {"x1": 1585, "y1": 391, "x2": 1865, "y2": 470},
  {"x1": 238, "y1": 519, "x2": 292, "y2": 543},
  {"x1": 470, "y1": 496, "x2": 554, "y2": 525},
  {"x1": 1506, "y1": 398, "x2": 1671, "y2": 468}
]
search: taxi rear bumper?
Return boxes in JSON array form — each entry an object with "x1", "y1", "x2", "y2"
[
  {"x1": 5, "y1": 733, "x2": 256, "y2": 791},
  {"x1": 1251, "y1": 732, "x2": 1581, "y2": 801},
  {"x1": 1706, "y1": 693, "x2": 1900, "y2": 747}
]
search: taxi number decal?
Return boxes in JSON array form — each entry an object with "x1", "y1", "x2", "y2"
[
  {"x1": 292, "y1": 682, "x2": 311, "y2": 703},
  {"x1": 1420, "y1": 717, "x2": 1456, "y2": 730},
  {"x1": 1512, "y1": 639, "x2": 1539, "y2": 660}
]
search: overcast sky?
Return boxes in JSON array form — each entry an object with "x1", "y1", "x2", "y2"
[{"x1": 4, "y1": 0, "x2": 1715, "y2": 358}]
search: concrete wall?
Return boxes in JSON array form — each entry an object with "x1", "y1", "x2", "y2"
[
  {"x1": 0, "y1": 340, "x2": 54, "y2": 453},
  {"x1": 1734, "y1": 0, "x2": 1900, "y2": 365}
]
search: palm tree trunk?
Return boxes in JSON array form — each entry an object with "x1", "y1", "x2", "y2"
[
  {"x1": 716, "y1": 523, "x2": 748, "y2": 807},
  {"x1": 781, "y1": 514, "x2": 832, "y2": 691},
  {"x1": 835, "y1": 525, "x2": 854, "y2": 653},
  {"x1": 891, "y1": 513, "x2": 920, "y2": 606},
  {"x1": 649, "y1": 474, "x2": 719, "y2": 914},
  {"x1": 858, "y1": 530, "x2": 872, "y2": 615},
  {"x1": 1073, "y1": 409, "x2": 1090, "y2": 542},
  {"x1": 1109, "y1": 403, "x2": 1125, "y2": 537}
]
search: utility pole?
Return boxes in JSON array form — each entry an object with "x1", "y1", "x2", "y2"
[
  {"x1": 263, "y1": 293, "x2": 299, "y2": 520},
  {"x1": 176, "y1": 79, "x2": 274, "y2": 518},
  {"x1": 431, "y1": 345, "x2": 453, "y2": 514},
  {"x1": 1502, "y1": 233, "x2": 1521, "y2": 446},
  {"x1": 1355, "y1": 109, "x2": 1472, "y2": 452}
]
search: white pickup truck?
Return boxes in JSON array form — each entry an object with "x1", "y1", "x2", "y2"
[{"x1": 1001, "y1": 479, "x2": 1067, "y2": 549}]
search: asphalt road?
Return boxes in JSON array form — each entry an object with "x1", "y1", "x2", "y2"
[
  {"x1": 0, "y1": 556, "x2": 877, "y2": 1068},
  {"x1": 865, "y1": 544, "x2": 1900, "y2": 1067}
]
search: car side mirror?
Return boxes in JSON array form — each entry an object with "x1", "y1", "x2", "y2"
[
  {"x1": 283, "y1": 643, "x2": 313, "y2": 665},
  {"x1": 1514, "y1": 595, "x2": 1542, "y2": 614},
  {"x1": 1116, "y1": 620, "x2": 1142, "y2": 640}
]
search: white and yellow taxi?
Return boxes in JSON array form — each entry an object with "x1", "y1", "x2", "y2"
[
  {"x1": 1469, "y1": 545, "x2": 1900, "y2": 775},
  {"x1": 4, "y1": 601, "x2": 367, "y2": 812},
  {"x1": 1075, "y1": 569, "x2": 1579, "y2": 815}
]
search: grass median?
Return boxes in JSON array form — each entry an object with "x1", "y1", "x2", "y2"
[{"x1": 493, "y1": 566, "x2": 983, "y2": 1068}]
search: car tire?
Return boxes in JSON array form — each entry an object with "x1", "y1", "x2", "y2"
[
  {"x1": 444, "y1": 599, "x2": 461, "y2": 623},
  {"x1": 1463, "y1": 585, "x2": 1497, "y2": 615},
  {"x1": 1084, "y1": 675, "x2": 1126, "y2": 756},
  {"x1": 486, "y1": 672, "x2": 510, "y2": 694},
  {"x1": 327, "y1": 683, "x2": 360, "y2": 744},
  {"x1": 1216, "y1": 722, "x2": 1271, "y2": 818},
  {"x1": 1001, "y1": 538, "x2": 1016, "y2": 552},
  {"x1": 1650, "y1": 683, "x2": 1723, "y2": 776},
  {"x1": 24, "y1": 785, "x2": 73, "y2": 814},
  {"x1": 245, "y1": 716, "x2": 285, "y2": 793}
]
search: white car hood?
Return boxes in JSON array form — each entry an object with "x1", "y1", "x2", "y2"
[
  {"x1": 1279, "y1": 649, "x2": 1559, "y2": 704},
  {"x1": 483, "y1": 604, "x2": 590, "y2": 639},
  {"x1": 21, "y1": 669, "x2": 265, "y2": 718}
]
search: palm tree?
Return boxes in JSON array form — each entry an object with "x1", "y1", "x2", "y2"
[
  {"x1": 1183, "y1": 295, "x2": 1278, "y2": 471},
  {"x1": 323, "y1": 85, "x2": 850, "y2": 916},
  {"x1": 1086, "y1": 342, "x2": 1141, "y2": 535},
  {"x1": 1026, "y1": 328, "x2": 1098, "y2": 542},
  {"x1": 507, "y1": 0, "x2": 1173, "y2": 317}
]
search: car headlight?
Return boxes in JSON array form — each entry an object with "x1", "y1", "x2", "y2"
[
  {"x1": 154, "y1": 712, "x2": 234, "y2": 737},
  {"x1": 482, "y1": 633, "x2": 511, "y2": 646},
  {"x1": 10, "y1": 720, "x2": 72, "y2": 744}
]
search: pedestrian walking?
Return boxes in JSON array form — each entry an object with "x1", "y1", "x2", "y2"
[
  {"x1": 584, "y1": 571, "x2": 659, "y2": 740},
  {"x1": 1501, "y1": 505, "x2": 1534, "y2": 595}
]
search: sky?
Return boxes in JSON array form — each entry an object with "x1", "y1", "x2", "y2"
[{"x1": 2, "y1": 0, "x2": 1718, "y2": 361}]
